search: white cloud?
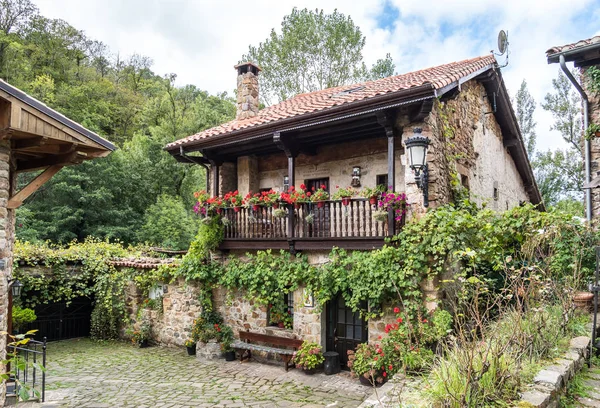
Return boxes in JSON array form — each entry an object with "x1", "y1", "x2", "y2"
[{"x1": 35, "y1": 0, "x2": 600, "y2": 153}]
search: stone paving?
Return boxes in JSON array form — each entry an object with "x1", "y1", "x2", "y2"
[
  {"x1": 575, "y1": 368, "x2": 600, "y2": 407},
  {"x1": 8, "y1": 338, "x2": 369, "y2": 408}
]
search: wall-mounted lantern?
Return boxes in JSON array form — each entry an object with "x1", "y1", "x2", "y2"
[
  {"x1": 404, "y1": 128, "x2": 430, "y2": 207},
  {"x1": 351, "y1": 166, "x2": 361, "y2": 187},
  {"x1": 283, "y1": 175, "x2": 290, "y2": 191},
  {"x1": 11, "y1": 280, "x2": 23, "y2": 298}
]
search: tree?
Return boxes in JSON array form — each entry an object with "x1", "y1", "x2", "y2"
[
  {"x1": 241, "y1": 8, "x2": 395, "y2": 105},
  {"x1": 542, "y1": 70, "x2": 583, "y2": 153},
  {"x1": 535, "y1": 70, "x2": 584, "y2": 209},
  {"x1": 514, "y1": 79, "x2": 536, "y2": 157}
]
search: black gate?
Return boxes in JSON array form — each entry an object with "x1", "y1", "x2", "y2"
[
  {"x1": 326, "y1": 294, "x2": 368, "y2": 369},
  {"x1": 25, "y1": 297, "x2": 92, "y2": 341}
]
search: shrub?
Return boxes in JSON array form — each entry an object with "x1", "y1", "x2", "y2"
[
  {"x1": 293, "y1": 341, "x2": 324, "y2": 370},
  {"x1": 90, "y1": 302, "x2": 121, "y2": 340},
  {"x1": 12, "y1": 306, "x2": 37, "y2": 332}
]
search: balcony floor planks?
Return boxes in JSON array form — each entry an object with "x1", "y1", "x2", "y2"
[{"x1": 219, "y1": 237, "x2": 386, "y2": 251}]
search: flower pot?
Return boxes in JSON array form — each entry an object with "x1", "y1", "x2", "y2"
[
  {"x1": 224, "y1": 350, "x2": 236, "y2": 361},
  {"x1": 139, "y1": 339, "x2": 149, "y2": 348},
  {"x1": 341, "y1": 197, "x2": 351, "y2": 206},
  {"x1": 252, "y1": 204, "x2": 260, "y2": 211},
  {"x1": 216, "y1": 208, "x2": 222, "y2": 214},
  {"x1": 273, "y1": 203, "x2": 279, "y2": 209},
  {"x1": 595, "y1": 131, "x2": 600, "y2": 137},
  {"x1": 574, "y1": 291, "x2": 594, "y2": 311},
  {"x1": 186, "y1": 345, "x2": 197, "y2": 356},
  {"x1": 369, "y1": 196, "x2": 377, "y2": 205},
  {"x1": 294, "y1": 203, "x2": 301, "y2": 209},
  {"x1": 317, "y1": 201, "x2": 325, "y2": 208},
  {"x1": 234, "y1": 206, "x2": 241, "y2": 213},
  {"x1": 303, "y1": 367, "x2": 318, "y2": 375},
  {"x1": 278, "y1": 322, "x2": 285, "y2": 329}
]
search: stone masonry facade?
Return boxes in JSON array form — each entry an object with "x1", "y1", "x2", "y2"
[
  {"x1": 582, "y1": 64, "x2": 600, "y2": 219},
  {"x1": 0, "y1": 141, "x2": 14, "y2": 407}
]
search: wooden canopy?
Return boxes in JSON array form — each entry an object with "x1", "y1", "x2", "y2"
[{"x1": 0, "y1": 79, "x2": 116, "y2": 208}]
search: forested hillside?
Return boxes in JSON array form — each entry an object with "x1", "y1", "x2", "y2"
[{"x1": 1, "y1": 0, "x2": 235, "y2": 248}]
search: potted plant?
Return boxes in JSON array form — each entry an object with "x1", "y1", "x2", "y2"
[
  {"x1": 333, "y1": 186, "x2": 357, "y2": 206},
  {"x1": 348, "y1": 343, "x2": 387, "y2": 386},
  {"x1": 574, "y1": 290, "x2": 594, "y2": 311},
  {"x1": 281, "y1": 186, "x2": 310, "y2": 209},
  {"x1": 245, "y1": 192, "x2": 263, "y2": 211},
  {"x1": 260, "y1": 189, "x2": 280, "y2": 208},
  {"x1": 207, "y1": 196, "x2": 225, "y2": 214},
  {"x1": 361, "y1": 185, "x2": 386, "y2": 205},
  {"x1": 379, "y1": 191, "x2": 408, "y2": 223},
  {"x1": 269, "y1": 302, "x2": 293, "y2": 329},
  {"x1": 129, "y1": 321, "x2": 152, "y2": 348},
  {"x1": 311, "y1": 185, "x2": 330, "y2": 208},
  {"x1": 11, "y1": 306, "x2": 36, "y2": 334},
  {"x1": 218, "y1": 325, "x2": 236, "y2": 361},
  {"x1": 224, "y1": 191, "x2": 243, "y2": 212},
  {"x1": 273, "y1": 208, "x2": 287, "y2": 219},
  {"x1": 293, "y1": 341, "x2": 325, "y2": 374},
  {"x1": 185, "y1": 338, "x2": 197, "y2": 356}
]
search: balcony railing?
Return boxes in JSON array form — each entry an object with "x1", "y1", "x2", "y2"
[{"x1": 218, "y1": 198, "x2": 403, "y2": 249}]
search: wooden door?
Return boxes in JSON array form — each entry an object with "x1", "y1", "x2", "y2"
[
  {"x1": 326, "y1": 294, "x2": 368, "y2": 370},
  {"x1": 304, "y1": 178, "x2": 330, "y2": 237}
]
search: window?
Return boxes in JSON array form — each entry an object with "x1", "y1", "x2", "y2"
[
  {"x1": 460, "y1": 174, "x2": 470, "y2": 190},
  {"x1": 267, "y1": 292, "x2": 294, "y2": 329},
  {"x1": 376, "y1": 174, "x2": 389, "y2": 189}
]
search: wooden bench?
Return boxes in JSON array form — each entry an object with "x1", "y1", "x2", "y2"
[{"x1": 232, "y1": 330, "x2": 303, "y2": 371}]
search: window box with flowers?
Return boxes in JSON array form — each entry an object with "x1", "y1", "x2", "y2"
[
  {"x1": 311, "y1": 185, "x2": 330, "y2": 208},
  {"x1": 332, "y1": 186, "x2": 358, "y2": 206},
  {"x1": 280, "y1": 186, "x2": 311, "y2": 208},
  {"x1": 223, "y1": 191, "x2": 244, "y2": 212},
  {"x1": 245, "y1": 192, "x2": 263, "y2": 211}
]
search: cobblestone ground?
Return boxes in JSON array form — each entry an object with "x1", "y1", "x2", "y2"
[{"x1": 11, "y1": 338, "x2": 369, "y2": 408}]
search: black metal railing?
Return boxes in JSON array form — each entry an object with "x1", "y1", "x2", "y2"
[
  {"x1": 7, "y1": 337, "x2": 47, "y2": 403},
  {"x1": 219, "y1": 198, "x2": 401, "y2": 240}
]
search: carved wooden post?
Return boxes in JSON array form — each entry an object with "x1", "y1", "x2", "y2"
[
  {"x1": 274, "y1": 132, "x2": 299, "y2": 247},
  {"x1": 377, "y1": 113, "x2": 396, "y2": 236}
]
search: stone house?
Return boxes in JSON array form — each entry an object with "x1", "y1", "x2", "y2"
[
  {"x1": 164, "y1": 55, "x2": 541, "y2": 367},
  {"x1": 0, "y1": 80, "x2": 115, "y2": 405},
  {"x1": 546, "y1": 35, "x2": 600, "y2": 220}
]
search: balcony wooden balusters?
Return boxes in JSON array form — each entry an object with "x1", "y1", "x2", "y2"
[{"x1": 217, "y1": 198, "x2": 397, "y2": 241}]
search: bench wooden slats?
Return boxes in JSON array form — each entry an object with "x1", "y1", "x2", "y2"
[{"x1": 233, "y1": 330, "x2": 303, "y2": 371}]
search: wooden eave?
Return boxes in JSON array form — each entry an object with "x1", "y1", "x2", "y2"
[
  {"x1": 0, "y1": 80, "x2": 115, "y2": 173},
  {"x1": 0, "y1": 79, "x2": 116, "y2": 208}
]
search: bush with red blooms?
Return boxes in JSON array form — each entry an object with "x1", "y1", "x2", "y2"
[{"x1": 349, "y1": 308, "x2": 452, "y2": 382}]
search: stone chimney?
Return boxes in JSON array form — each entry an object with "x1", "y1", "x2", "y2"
[{"x1": 234, "y1": 62, "x2": 261, "y2": 120}]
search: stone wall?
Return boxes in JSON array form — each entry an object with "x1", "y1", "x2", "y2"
[
  {"x1": 256, "y1": 138, "x2": 405, "y2": 193},
  {"x1": 428, "y1": 80, "x2": 529, "y2": 212},
  {"x1": 0, "y1": 141, "x2": 13, "y2": 407},
  {"x1": 582, "y1": 64, "x2": 600, "y2": 218}
]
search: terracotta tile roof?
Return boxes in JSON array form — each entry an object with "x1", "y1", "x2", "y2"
[
  {"x1": 166, "y1": 55, "x2": 496, "y2": 149},
  {"x1": 546, "y1": 35, "x2": 600, "y2": 57},
  {"x1": 109, "y1": 257, "x2": 178, "y2": 269}
]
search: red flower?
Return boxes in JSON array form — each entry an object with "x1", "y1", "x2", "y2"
[
  {"x1": 393, "y1": 307, "x2": 400, "y2": 313},
  {"x1": 378, "y1": 335, "x2": 382, "y2": 340},
  {"x1": 300, "y1": 184, "x2": 306, "y2": 190},
  {"x1": 383, "y1": 372, "x2": 387, "y2": 377},
  {"x1": 321, "y1": 184, "x2": 326, "y2": 189},
  {"x1": 422, "y1": 319, "x2": 428, "y2": 323},
  {"x1": 397, "y1": 317, "x2": 403, "y2": 323},
  {"x1": 374, "y1": 356, "x2": 378, "y2": 361},
  {"x1": 388, "y1": 364, "x2": 393, "y2": 370}
]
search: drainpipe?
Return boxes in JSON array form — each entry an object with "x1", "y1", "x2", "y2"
[
  {"x1": 559, "y1": 54, "x2": 592, "y2": 221},
  {"x1": 179, "y1": 146, "x2": 210, "y2": 192}
]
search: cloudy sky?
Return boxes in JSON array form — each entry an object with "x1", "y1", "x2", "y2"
[{"x1": 36, "y1": 0, "x2": 600, "y2": 152}]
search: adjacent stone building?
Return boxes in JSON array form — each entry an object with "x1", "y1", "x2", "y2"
[
  {"x1": 0, "y1": 80, "x2": 115, "y2": 405},
  {"x1": 164, "y1": 55, "x2": 542, "y2": 368},
  {"x1": 546, "y1": 35, "x2": 600, "y2": 219}
]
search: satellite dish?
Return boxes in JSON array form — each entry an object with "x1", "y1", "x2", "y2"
[{"x1": 497, "y1": 30, "x2": 508, "y2": 55}]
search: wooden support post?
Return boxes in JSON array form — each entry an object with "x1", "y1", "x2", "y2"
[
  {"x1": 212, "y1": 163, "x2": 220, "y2": 197},
  {"x1": 8, "y1": 164, "x2": 63, "y2": 209},
  {"x1": 387, "y1": 130, "x2": 396, "y2": 236},
  {"x1": 287, "y1": 155, "x2": 296, "y2": 240}
]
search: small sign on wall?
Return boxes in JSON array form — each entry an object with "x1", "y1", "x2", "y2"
[
  {"x1": 302, "y1": 288, "x2": 314, "y2": 307},
  {"x1": 149, "y1": 284, "x2": 166, "y2": 300}
]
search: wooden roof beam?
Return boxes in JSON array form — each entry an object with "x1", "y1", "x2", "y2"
[
  {"x1": 16, "y1": 151, "x2": 86, "y2": 172},
  {"x1": 8, "y1": 164, "x2": 63, "y2": 209}
]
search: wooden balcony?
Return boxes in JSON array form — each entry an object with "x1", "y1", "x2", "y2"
[{"x1": 218, "y1": 198, "x2": 403, "y2": 251}]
